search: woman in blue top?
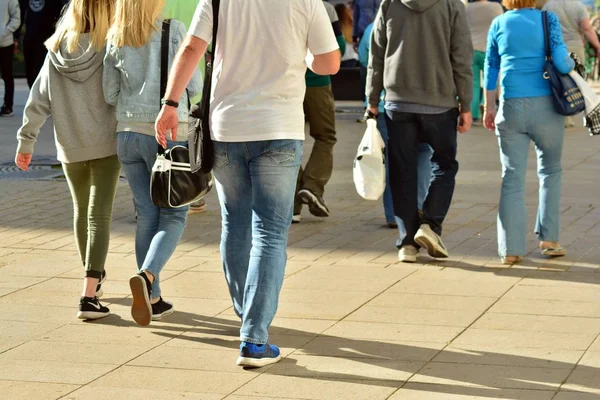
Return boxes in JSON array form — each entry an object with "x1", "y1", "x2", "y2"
[{"x1": 483, "y1": 0, "x2": 574, "y2": 264}]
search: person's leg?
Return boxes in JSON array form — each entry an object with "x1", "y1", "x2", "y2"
[
  {"x1": 117, "y1": 132, "x2": 159, "y2": 271},
  {"x1": 495, "y1": 98, "x2": 530, "y2": 258},
  {"x1": 85, "y1": 155, "x2": 121, "y2": 280},
  {"x1": 385, "y1": 110, "x2": 420, "y2": 248},
  {"x1": 136, "y1": 134, "x2": 189, "y2": 301},
  {"x1": 471, "y1": 51, "x2": 484, "y2": 120},
  {"x1": 62, "y1": 160, "x2": 110, "y2": 319},
  {"x1": 298, "y1": 85, "x2": 336, "y2": 216},
  {"x1": 528, "y1": 96, "x2": 565, "y2": 251},
  {"x1": 32, "y1": 42, "x2": 47, "y2": 86},
  {"x1": 416, "y1": 143, "x2": 433, "y2": 211},
  {"x1": 118, "y1": 132, "x2": 161, "y2": 325},
  {"x1": 240, "y1": 140, "x2": 302, "y2": 346},
  {"x1": 419, "y1": 108, "x2": 460, "y2": 236},
  {"x1": 212, "y1": 141, "x2": 253, "y2": 318},
  {"x1": 62, "y1": 161, "x2": 92, "y2": 270},
  {"x1": 0, "y1": 45, "x2": 15, "y2": 111},
  {"x1": 376, "y1": 114, "x2": 395, "y2": 225}
]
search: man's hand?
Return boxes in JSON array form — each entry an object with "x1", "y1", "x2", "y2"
[
  {"x1": 457, "y1": 111, "x2": 472, "y2": 134},
  {"x1": 367, "y1": 106, "x2": 379, "y2": 118},
  {"x1": 15, "y1": 153, "x2": 32, "y2": 171},
  {"x1": 155, "y1": 105, "x2": 178, "y2": 149},
  {"x1": 483, "y1": 107, "x2": 497, "y2": 131}
]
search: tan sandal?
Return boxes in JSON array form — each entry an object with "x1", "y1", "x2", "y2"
[
  {"x1": 501, "y1": 256, "x2": 523, "y2": 265},
  {"x1": 540, "y1": 242, "x2": 566, "y2": 257}
]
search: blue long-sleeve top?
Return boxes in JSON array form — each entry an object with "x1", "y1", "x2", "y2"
[
  {"x1": 484, "y1": 9, "x2": 575, "y2": 100},
  {"x1": 353, "y1": 0, "x2": 381, "y2": 41}
]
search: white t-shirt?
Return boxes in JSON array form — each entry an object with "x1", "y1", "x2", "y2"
[{"x1": 189, "y1": 0, "x2": 339, "y2": 142}]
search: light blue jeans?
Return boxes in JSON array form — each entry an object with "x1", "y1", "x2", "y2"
[
  {"x1": 495, "y1": 97, "x2": 564, "y2": 257},
  {"x1": 377, "y1": 114, "x2": 433, "y2": 224},
  {"x1": 117, "y1": 132, "x2": 189, "y2": 299},
  {"x1": 213, "y1": 139, "x2": 302, "y2": 344}
]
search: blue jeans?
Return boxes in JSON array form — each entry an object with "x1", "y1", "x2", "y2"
[
  {"x1": 213, "y1": 139, "x2": 302, "y2": 344},
  {"x1": 385, "y1": 108, "x2": 460, "y2": 248},
  {"x1": 496, "y1": 97, "x2": 564, "y2": 257},
  {"x1": 377, "y1": 115, "x2": 433, "y2": 224},
  {"x1": 117, "y1": 132, "x2": 189, "y2": 299}
]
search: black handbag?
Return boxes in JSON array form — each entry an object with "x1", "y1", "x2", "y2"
[
  {"x1": 150, "y1": 18, "x2": 215, "y2": 208},
  {"x1": 542, "y1": 11, "x2": 585, "y2": 116},
  {"x1": 189, "y1": 0, "x2": 220, "y2": 174}
]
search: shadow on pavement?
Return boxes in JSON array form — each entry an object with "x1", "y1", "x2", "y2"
[{"x1": 141, "y1": 314, "x2": 599, "y2": 399}]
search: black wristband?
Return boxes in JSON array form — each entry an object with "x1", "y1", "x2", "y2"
[{"x1": 161, "y1": 99, "x2": 179, "y2": 108}]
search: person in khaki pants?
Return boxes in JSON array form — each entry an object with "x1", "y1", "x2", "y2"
[{"x1": 294, "y1": 1, "x2": 345, "y2": 222}]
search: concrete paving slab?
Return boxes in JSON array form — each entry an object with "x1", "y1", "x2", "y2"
[
  {"x1": 389, "y1": 383, "x2": 554, "y2": 400},
  {"x1": 0, "y1": 380, "x2": 80, "y2": 400}
]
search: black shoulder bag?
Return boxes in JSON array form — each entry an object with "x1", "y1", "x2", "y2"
[
  {"x1": 542, "y1": 11, "x2": 585, "y2": 116},
  {"x1": 150, "y1": 18, "x2": 215, "y2": 209},
  {"x1": 189, "y1": 0, "x2": 220, "y2": 174}
]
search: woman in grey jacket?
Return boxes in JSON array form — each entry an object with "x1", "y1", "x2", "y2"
[
  {"x1": 15, "y1": 0, "x2": 119, "y2": 320},
  {"x1": 103, "y1": 0, "x2": 202, "y2": 327}
]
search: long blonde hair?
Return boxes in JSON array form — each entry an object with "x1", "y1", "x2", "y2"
[
  {"x1": 45, "y1": 0, "x2": 114, "y2": 53},
  {"x1": 107, "y1": 0, "x2": 165, "y2": 48}
]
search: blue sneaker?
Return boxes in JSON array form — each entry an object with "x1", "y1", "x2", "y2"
[{"x1": 236, "y1": 342, "x2": 281, "y2": 368}]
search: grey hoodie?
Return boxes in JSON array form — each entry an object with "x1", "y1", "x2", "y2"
[
  {"x1": 17, "y1": 35, "x2": 117, "y2": 163},
  {"x1": 366, "y1": 0, "x2": 473, "y2": 110}
]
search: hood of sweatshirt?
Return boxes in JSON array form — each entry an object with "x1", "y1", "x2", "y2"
[
  {"x1": 49, "y1": 34, "x2": 104, "y2": 83},
  {"x1": 401, "y1": 0, "x2": 442, "y2": 12}
]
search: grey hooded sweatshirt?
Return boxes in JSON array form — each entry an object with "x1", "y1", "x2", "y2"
[
  {"x1": 17, "y1": 35, "x2": 117, "y2": 163},
  {"x1": 366, "y1": 0, "x2": 473, "y2": 111}
]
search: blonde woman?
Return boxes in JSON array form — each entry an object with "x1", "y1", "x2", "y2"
[
  {"x1": 104, "y1": 0, "x2": 201, "y2": 326},
  {"x1": 15, "y1": 0, "x2": 119, "y2": 320}
]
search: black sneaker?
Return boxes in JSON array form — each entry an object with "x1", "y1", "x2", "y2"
[
  {"x1": 151, "y1": 297, "x2": 174, "y2": 321},
  {"x1": 0, "y1": 105, "x2": 13, "y2": 117},
  {"x1": 96, "y1": 270, "x2": 107, "y2": 298},
  {"x1": 77, "y1": 296, "x2": 110, "y2": 320},
  {"x1": 129, "y1": 272, "x2": 153, "y2": 326},
  {"x1": 298, "y1": 189, "x2": 330, "y2": 217}
]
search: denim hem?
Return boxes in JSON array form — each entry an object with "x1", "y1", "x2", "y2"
[
  {"x1": 85, "y1": 270, "x2": 103, "y2": 279},
  {"x1": 240, "y1": 336, "x2": 268, "y2": 345},
  {"x1": 535, "y1": 231, "x2": 559, "y2": 243}
]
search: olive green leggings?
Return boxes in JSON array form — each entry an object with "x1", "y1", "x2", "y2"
[{"x1": 62, "y1": 155, "x2": 121, "y2": 279}]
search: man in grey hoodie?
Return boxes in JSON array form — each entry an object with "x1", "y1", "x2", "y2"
[{"x1": 366, "y1": 0, "x2": 473, "y2": 263}]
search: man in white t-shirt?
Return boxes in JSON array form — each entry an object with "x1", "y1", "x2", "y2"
[{"x1": 155, "y1": 0, "x2": 340, "y2": 368}]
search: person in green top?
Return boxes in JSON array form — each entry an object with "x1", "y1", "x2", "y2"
[{"x1": 294, "y1": 0, "x2": 345, "y2": 223}]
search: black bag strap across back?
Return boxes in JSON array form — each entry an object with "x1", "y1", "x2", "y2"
[
  {"x1": 542, "y1": 11, "x2": 551, "y2": 61},
  {"x1": 158, "y1": 19, "x2": 172, "y2": 155},
  {"x1": 200, "y1": 0, "x2": 220, "y2": 132}
]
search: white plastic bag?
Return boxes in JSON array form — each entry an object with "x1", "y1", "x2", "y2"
[{"x1": 353, "y1": 119, "x2": 386, "y2": 200}]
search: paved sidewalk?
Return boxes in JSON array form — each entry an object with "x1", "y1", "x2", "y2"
[{"x1": 0, "y1": 113, "x2": 599, "y2": 399}]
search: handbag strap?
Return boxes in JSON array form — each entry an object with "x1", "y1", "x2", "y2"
[
  {"x1": 542, "y1": 11, "x2": 551, "y2": 61},
  {"x1": 199, "y1": 0, "x2": 220, "y2": 127},
  {"x1": 158, "y1": 19, "x2": 172, "y2": 155}
]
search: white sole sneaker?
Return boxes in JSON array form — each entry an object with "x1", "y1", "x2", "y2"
[
  {"x1": 292, "y1": 215, "x2": 301, "y2": 224},
  {"x1": 129, "y1": 275, "x2": 152, "y2": 326},
  {"x1": 398, "y1": 246, "x2": 419, "y2": 263},
  {"x1": 77, "y1": 310, "x2": 110, "y2": 320},
  {"x1": 414, "y1": 225, "x2": 449, "y2": 258},
  {"x1": 236, "y1": 354, "x2": 282, "y2": 368}
]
